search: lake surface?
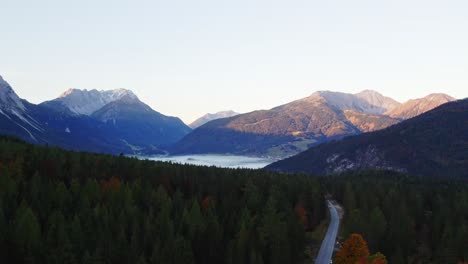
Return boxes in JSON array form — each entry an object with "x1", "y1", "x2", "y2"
[{"x1": 141, "y1": 154, "x2": 275, "y2": 169}]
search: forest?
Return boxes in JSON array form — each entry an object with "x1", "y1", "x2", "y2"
[
  {"x1": 326, "y1": 172, "x2": 468, "y2": 264},
  {"x1": 0, "y1": 136, "x2": 326, "y2": 264},
  {"x1": 0, "y1": 136, "x2": 466, "y2": 264}
]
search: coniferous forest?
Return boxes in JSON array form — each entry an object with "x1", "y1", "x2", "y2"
[
  {"x1": 325, "y1": 172, "x2": 468, "y2": 264},
  {"x1": 0, "y1": 136, "x2": 325, "y2": 264},
  {"x1": 0, "y1": 136, "x2": 467, "y2": 264}
]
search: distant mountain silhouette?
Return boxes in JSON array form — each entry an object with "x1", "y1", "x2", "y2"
[{"x1": 189, "y1": 110, "x2": 239, "y2": 129}]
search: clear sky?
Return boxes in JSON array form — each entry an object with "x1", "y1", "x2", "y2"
[{"x1": 1, "y1": 0, "x2": 467, "y2": 123}]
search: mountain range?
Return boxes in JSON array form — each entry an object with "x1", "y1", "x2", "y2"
[
  {"x1": 266, "y1": 99, "x2": 468, "y2": 178},
  {"x1": 171, "y1": 90, "x2": 455, "y2": 157},
  {"x1": 385, "y1": 93, "x2": 455, "y2": 119},
  {"x1": 0, "y1": 75, "x2": 458, "y2": 158},
  {"x1": 0, "y1": 76, "x2": 190, "y2": 154},
  {"x1": 189, "y1": 110, "x2": 239, "y2": 129}
]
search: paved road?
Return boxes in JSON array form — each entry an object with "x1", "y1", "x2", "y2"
[{"x1": 315, "y1": 200, "x2": 340, "y2": 264}]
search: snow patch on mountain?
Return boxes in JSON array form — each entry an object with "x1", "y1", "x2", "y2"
[
  {"x1": 0, "y1": 109, "x2": 12, "y2": 120},
  {"x1": 10, "y1": 110, "x2": 43, "y2": 132}
]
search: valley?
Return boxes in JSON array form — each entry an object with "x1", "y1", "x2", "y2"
[
  {"x1": 0, "y1": 77, "x2": 466, "y2": 264},
  {"x1": 2, "y1": 1, "x2": 468, "y2": 263},
  {"x1": 0, "y1": 75, "x2": 458, "y2": 160},
  {"x1": 142, "y1": 154, "x2": 274, "y2": 169}
]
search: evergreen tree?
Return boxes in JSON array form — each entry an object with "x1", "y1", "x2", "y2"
[{"x1": 13, "y1": 202, "x2": 41, "y2": 262}]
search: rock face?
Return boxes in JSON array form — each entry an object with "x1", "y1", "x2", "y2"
[
  {"x1": 190, "y1": 110, "x2": 239, "y2": 129},
  {"x1": 0, "y1": 76, "x2": 191, "y2": 154},
  {"x1": 354, "y1": 90, "x2": 401, "y2": 113},
  {"x1": 49, "y1": 88, "x2": 139, "y2": 116},
  {"x1": 0, "y1": 76, "x2": 27, "y2": 112},
  {"x1": 0, "y1": 76, "x2": 45, "y2": 142},
  {"x1": 90, "y1": 95, "x2": 191, "y2": 148},
  {"x1": 43, "y1": 88, "x2": 191, "y2": 151},
  {"x1": 311, "y1": 91, "x2": 389, "y2": 114},
  {"x1": 385, "y1": 93, "x2": 456, "y2": 120},
  {"x1": 343, "y1": 110, "x2": 399, "y2": 132},
  {"x1": 267, "y1": 99, "x2": 468, "y2": 178},
  {"x1": 171, "y1": 91, "x2": 401, "y2": 157}
]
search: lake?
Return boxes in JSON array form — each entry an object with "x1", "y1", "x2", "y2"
[{"x1": 140, "y1": 154, "x2": 275, "y2": 169}]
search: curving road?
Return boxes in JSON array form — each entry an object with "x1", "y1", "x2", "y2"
[{"x1": 315, "y1": 200, "x2": 340, "y2": 264}]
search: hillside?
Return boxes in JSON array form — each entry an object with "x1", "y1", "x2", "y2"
[
  {"x1": 0, "y1": 135, "x2": 326, "y2": 264},
  {"x1": 267, "y1": 99, "x2": 468, "y2": 177},
  {"x1": 354, "y1": 90, "x2": 401, "y2": 112},
  {"x1": 172, "y1": 91, "x2": 402, "y2": 157},
  {"x1": 91, "y1": 95, "x2": 191, "y2": 147},
  {"x1": 385, "y1": 93, "x2": 455, "y2": 119},
  {"x1": 0, "y1": 135, "x2": 466, "y2": 263}
]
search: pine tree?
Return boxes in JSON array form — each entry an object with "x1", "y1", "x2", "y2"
[
  {"x1": 13, "y1": 202, "x2": 41, "y2": 262},
  {"x1": 368, "y1": 207, "x2": 387, "y2": 250}
]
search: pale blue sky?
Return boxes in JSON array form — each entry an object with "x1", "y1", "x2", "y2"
[{"x1": 1, "y1": 0, "x2": 467, "y2": 123}]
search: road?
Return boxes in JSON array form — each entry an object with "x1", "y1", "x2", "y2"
[{"x1": 315, "y1": 200, "x2": 340, "y2": 264}]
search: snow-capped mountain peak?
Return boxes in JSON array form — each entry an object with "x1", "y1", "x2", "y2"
[
  {"x1": 0, "y1": 75, "x2": 26, "y2": 111},
  {"x1": 109, "y1": 88, "x2": 138, "y2": 100},
  {"x1": 52, "y1": 88, "x2": 139, "y2": 115},
  {"x1": 0, "y1": 75, "x2": 44, "y2": 141}
]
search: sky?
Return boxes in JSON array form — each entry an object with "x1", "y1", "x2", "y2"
[{"x1": 1, "y1": 0, "x2": 467, "y2": 123}]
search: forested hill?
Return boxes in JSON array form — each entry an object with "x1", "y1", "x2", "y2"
[
  {"x1": 267, "y1": 99, "x2": 468, "y2": 177},
  {"x1": 0, "y1": 136, "x2": 467, "y2": 263},
  {"x1": 0, "y1": 135, "x2": 326, "y2": 264}
]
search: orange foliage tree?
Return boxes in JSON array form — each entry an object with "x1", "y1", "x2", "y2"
[
  {"x1": 295, "y1": 202, "x2": 308, "y2": 229},
  {"x1": 100, "y1": 177, "x2": 121, "y2": 191},
  {"x1": 335, "y1": 234, "x2": 370, "y2": 264},
  {"x1": 335, "y1": 234, "x2": 388, "y2": 264},
  {"x1": 201, "y1": 196, "x2": 214, "y2": 211}
]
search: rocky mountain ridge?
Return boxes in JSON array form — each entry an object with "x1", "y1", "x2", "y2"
[
  {"x1": 0, "y1": 76, "x2": 191, "y2": 154},
  {"x1": 172, "y1": 90, "x2": 456, "y2": 157},
  {"x1": 266, "y1": 99, "x2": 468, "y2": 177},
  {"x1": 190, "y1": 110, "x2": 239, "y2": 129}
]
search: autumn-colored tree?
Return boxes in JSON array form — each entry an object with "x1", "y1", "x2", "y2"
[
  {"x1": 336, "y1": 234, "x2": 388, "y2": 264},
  {"x1": 100, "y1": 177, "x2": 121, "y2": 191},
  {"x1": 294, "y1": 202, "x2": 308, "y2": 229},
  {"x1": 335, "y1": 234, "x2": 370, "y2": 264},
  {"x1": 201, "y1": 196, "x2": 214, "y2": 211}
]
